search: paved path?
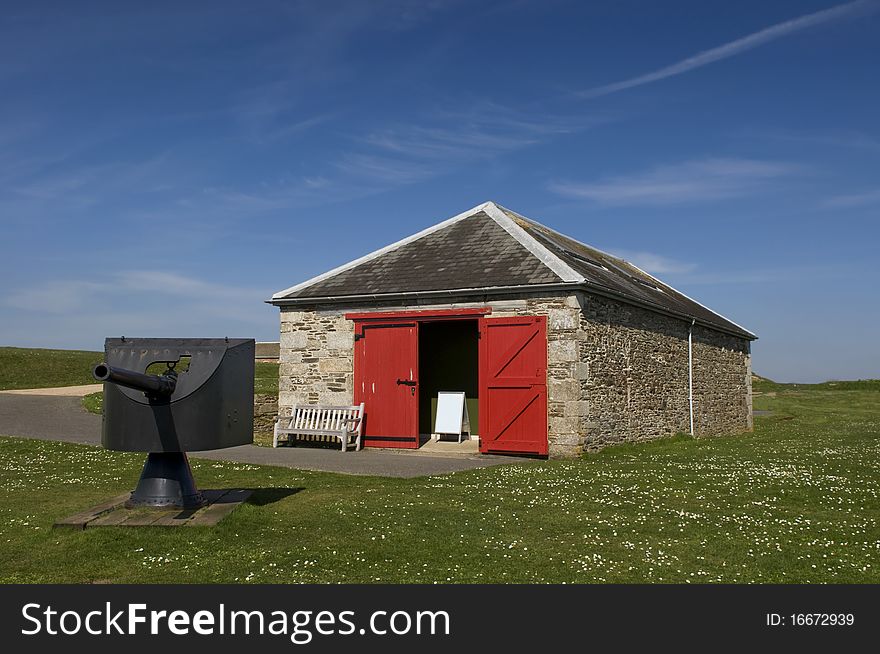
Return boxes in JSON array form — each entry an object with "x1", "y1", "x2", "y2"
[
  {"x1": 0, "y1": 384, "x2": 102, "y2": 396},
  {"x1": 0, "y1": 392, "x2": 532, "y2": 478},
  {"x1": 0, "y1": 394, "x2": 103, "y2": 445}
]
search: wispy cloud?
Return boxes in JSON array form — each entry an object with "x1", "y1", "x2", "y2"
[
  {"x1": 335, "y1": 153, "x2": 437, "y2": 185},
  {"x1": 227, "y1": 1, "x2": 460, "y2": 143},
  {"x1": 578, "y1": 0, "x2": 877, "y2": 99},
  {"x1": 549, "y1": 157, "x2": 799, "y2": 206},
  {"x1": 5, "y1": 271, "x2": 269, "y2": 317},
  {"x1": 361, "y1": 103, "x2": 587, "y2": 161},
  {"x1": 179, "y1": 175, "x2": 339, "y2": 215},
  {"x1": 606, "y1": 250, "x2": 697, "y2": 275},
  {"x1": 741, "y1": 127, "x2": 880, "y2": 152},
  {"x1": 665, "y1": 262, "x2": 860, "y2": 286},
  {"x1": 238, "y1": 111, "x2": 337, "y2": 145},
  {"x1": 340, "y1": 101, "x2": 599, "y2": 191},
  {"x1": 115, "y1": 271, "x2": 265, "y2": 304},
  {"x1": 0, "y1": 152, "x2": 181, "y2": 225},
  {"x1": 4, "y1": 280, "x2": 110, "y2": 314},
  {"x1": 4, "y1": 270, "x2": 264, "y2": 313},
  {"x1": 123, "y1": 101, "x2": 591, "y2": 219},
  {"x1": 822, "y1": 188, "x2": 880, "y2": 208},
  {"x1": 0, "y1": 270, "x2": 276, "y2": 349}
]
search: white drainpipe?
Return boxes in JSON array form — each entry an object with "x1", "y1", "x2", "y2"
[{"x1": 688, "y1": 318, "x2": 695, "y2": 436}]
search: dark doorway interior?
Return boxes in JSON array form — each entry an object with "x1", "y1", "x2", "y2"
[{"x1": 418, "y1": 320, "x2": 479, "y2": 437}]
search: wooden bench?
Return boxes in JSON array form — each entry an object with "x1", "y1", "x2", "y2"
[{"x1": 273, "y1": 403, "x2": 365, "y2": 451}]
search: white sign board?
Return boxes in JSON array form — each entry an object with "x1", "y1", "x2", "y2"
[{"x1": 434, "y1": 392, "x2": 471, "y2": 442}]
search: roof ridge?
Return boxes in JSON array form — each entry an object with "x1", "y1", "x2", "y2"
[
  {"x1": 481, "y1": 202, "x2": 584, "y2": 284},
  {"x1": 493, "y1": 203, "x2": 628, "y2": 264}
]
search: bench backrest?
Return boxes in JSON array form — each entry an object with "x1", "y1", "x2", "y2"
[{"x1": 290, "y1": 404, "x2": 363, "y2": 432}]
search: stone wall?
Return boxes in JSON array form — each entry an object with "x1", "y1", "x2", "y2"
[
  {"x1": 279, "y1": 309, "x2": 354, "y2": 409},
  {"x1": 253, "y1": 394, "x2": 278, "y2": 417},
  {"x1": 278, "y1": 290, "x2": 751, "y2": 458},
  {"x1": 578, "y1": 293, "x2": 751, "y2": 451},
  {"x1": 691, "y1": 325, "x2": 753, "y2": 435}
]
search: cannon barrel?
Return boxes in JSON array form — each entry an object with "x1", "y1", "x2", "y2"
[{"x1": 92, "y1": 362, "x2": 177, "y2": 397}]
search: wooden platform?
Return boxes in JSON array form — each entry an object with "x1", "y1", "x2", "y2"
[{"x1": 53, "y1": 489, "x2": 252, "y2": 530}]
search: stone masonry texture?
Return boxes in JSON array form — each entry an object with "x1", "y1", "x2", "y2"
[
  {"x1": 578, "y1": 294, "x2": 751, "y2": 453},
  {"x1": 278, "y1": 291, "x2": 751, "y2": 458}
]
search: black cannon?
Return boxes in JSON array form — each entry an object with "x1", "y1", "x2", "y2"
[
  {"x1": 94, "y1": 337, "x2": 255, "y2": 509},
  {"x1": 92, "y1": 363, "x2": 178, "y2": 398}
]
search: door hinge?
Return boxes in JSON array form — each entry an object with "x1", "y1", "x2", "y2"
[{"x1": 354, "y1": 333, "x2": 364, "y2": 341}]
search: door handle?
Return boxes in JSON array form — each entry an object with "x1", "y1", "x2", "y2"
[{"x1": 396, "y1": 379, "x2": 417, "y2": 386}]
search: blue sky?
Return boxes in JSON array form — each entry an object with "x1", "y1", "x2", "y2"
[{"x1": 1, "y1": 0, "x2": 878, "y2": 382}]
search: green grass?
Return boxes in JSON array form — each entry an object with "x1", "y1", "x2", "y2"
[
  {"x1": 254, "y1": 361, "x2": 279, "y2": 395},
  {"x1": 0, "y1": 347, "x2": 103, "y2": 390},
  {"x1": 81, "y1": 392, "x2": 103, "y2": 414},
  {"x1": 753, "y1": 375, "x2": 880, "y2": 394},
  {"x1": 1, "y1": 379, "x2": 879, "y2": 583}
]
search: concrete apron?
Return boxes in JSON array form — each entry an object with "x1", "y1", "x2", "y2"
[{"x1": 407, "y1": 436, "x2": 481, "y2": 458}]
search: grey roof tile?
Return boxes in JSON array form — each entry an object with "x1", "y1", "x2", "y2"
[
  {"x1": 285, "y1": 211, "x2": 559, "y2": 298},
  {"x1": 502, "y1": 207, "x2": 754, "y2": 339}
]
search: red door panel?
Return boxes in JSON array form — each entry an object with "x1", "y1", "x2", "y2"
[
  {"x1": 479, "y1": 316, "x2": 548, "y2": 456},
  {"x1": 354, "y1": 322, "x2": 419, "y2": 448}
]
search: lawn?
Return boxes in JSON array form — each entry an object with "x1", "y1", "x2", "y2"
[
  {"x1": 0, "y1": 347, "x2": 104, "y2": 390},
  {"x1": 1, "y1": 379, "x2": 878, "y2": 583}
]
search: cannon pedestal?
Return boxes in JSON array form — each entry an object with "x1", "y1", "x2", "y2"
[{"x1": 126, "y1": 452, "x2": 205, "y2": 509}]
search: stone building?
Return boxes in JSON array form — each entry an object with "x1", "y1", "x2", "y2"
[{"x1": 268, "y1": 202, "x2": 755, "y2": 457}]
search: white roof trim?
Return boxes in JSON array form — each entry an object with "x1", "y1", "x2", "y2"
[
  {"x1": 496, "y1": 205, "x2": 755, "y2": 338},
  {"x1": 498, "y1": 206, "x2": 625, "y2": 261},
  {"x1": 624, "y1": 260, "x2": 757, "y2": 339},
  {"x1": 271, "y1": 201, "x2": 494, "y2": 300},
  {"x1": 481, "y1": 202, "x2": 584, "y2": 284}
]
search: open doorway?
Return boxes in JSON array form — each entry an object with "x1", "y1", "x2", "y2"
[{"x1": 418, "y1": 320, "x2": 479, "y2": 445}]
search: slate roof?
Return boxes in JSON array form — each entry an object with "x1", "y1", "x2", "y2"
[
  {"x1": 270, "y1": 202, "x2": 755, "y2": 340},
  {"x1": 283, "y1": 211, "x2": 559, "y2": 297}
]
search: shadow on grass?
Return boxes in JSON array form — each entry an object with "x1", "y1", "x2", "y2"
[{"x1": 245, "y1": 487, "x2": 305, "y2": 506}]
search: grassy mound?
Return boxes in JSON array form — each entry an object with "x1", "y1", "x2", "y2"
[{"x1": 0, "y1": 347, "x2": 102, "y2": 390}]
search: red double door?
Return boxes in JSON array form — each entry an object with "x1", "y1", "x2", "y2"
[{"x1": 353, "y1": 316, "x2": 548, "y2": 455}]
